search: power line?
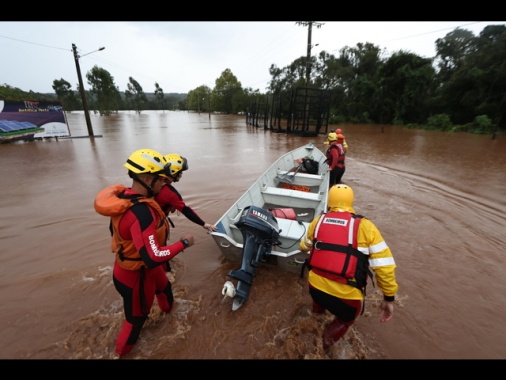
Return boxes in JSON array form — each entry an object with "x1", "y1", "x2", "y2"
[{"x1": 0, "y1": 34, "x2": 69, "y2": 52}]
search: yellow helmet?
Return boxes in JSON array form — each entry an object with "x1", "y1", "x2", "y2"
[
  {"x1": 124, "y1": 148, "x2": 168, "y2": 176},
  {"x1": 328, "y1": 184, "x2": 354, "y2": 209},
  {"x1": 327, "y1": 132, "x2": 337, "y2": 142},
  {"x1": 164, "y1": 153, "x2": 189, "y2": 177}
]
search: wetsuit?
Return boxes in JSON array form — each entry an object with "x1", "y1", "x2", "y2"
[
  {"x1": 95, "y1": 184, "x2": 187, "y2": 356},
  {"x1": 326, "y1": 142, "x2": 346, "y2": 188},
  {"x1": 155, "y1": 184, "x2": 206, "y2": 227}
]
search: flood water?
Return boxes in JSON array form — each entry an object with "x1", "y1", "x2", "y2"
[{"x1": 1, "y1": 111, "x2": 505, "y2": 360}]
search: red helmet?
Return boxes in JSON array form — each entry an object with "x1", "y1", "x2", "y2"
[{"x1": 336, "y1": 128, "x2": 343, "y2": 134}]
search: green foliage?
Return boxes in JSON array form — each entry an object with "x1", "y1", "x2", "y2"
[
  {"x1": 426, "y1": 114, "x2": 453, "y2": 130},
  {"x1": 125, "y1": 77, "x2": 148, "y2": 114},
  {"x1": 0, "y1": 84, "x2": 57, "y2": 102},
  {"x1": 213, "y1": 69, "x2": 246, "y2": 114},
  {"x1": 86, "y1": 66, "x2": 121, "y2": 115},
  {"x1": 187, "y1": 85, "x2": 212, "y2": 113},
  {"x1": 52, "y1": 79, "x2": 80, "y2": 111},
  {"x1": 464, "y1": 114, "x2": 495, "y2": 134},
  {"x1": 392, "y1": 116, "x2": 404, "y2": 126},
  {"x1": 154, "y1": 82, "x2": 166, "y2": 111}
]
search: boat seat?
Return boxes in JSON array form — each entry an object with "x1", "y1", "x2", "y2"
[
  {"x1": 261, "y1": 186, "x2": 322, "y2": 209},
  {"x1": 275, "y1": 217, "x2": 308, "y2": 242},
  {"x1": 276, "y1": 170, "x2": 324, "y2": 187}
]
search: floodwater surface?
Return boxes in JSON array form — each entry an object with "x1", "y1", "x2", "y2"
[{"x1": 0, "y1": 111, "x2": 505, "y2": 360}]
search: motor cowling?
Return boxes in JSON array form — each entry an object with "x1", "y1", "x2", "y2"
[{"x1": 234, "y1": 205, "x2": 280, "y2": 242}]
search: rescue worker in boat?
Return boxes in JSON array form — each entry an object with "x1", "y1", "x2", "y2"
[
  {"x1": 325, "y1": 131, "x2": 346, "y2": 188},
  {"x1": 299, "y1": 184, "x2": 398, "y2": 352},
  {"x1": 94, "y1": 148, "x2": 195, "y2": 357},
  {"x1": 155, "y1": 153, "x2": 217, "y2": 233}
]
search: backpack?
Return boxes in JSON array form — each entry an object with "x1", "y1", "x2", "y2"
[{"x1": 302, "y1": 157, "x2": 319, "y2": 174}]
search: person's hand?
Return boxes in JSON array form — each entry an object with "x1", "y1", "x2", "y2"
[
  {"x1": 378, "y1": 300, "x2": 394, "y2": 323},
  {"x1": 180, "y1": 233, "x2": 195, "y2": 248},
  {"x1": 203, "y1": 223, "x2": 217, "y2": 232}
]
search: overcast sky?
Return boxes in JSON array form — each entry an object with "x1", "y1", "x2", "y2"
[{"x1": 1, "y1": 21, "x2": 504, "y2": 94}]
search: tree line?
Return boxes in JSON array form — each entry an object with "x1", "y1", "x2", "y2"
[{"x1": 1, "y1": 24, "x2": 505, "y2": 134}]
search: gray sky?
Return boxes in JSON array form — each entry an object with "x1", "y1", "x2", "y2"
[{"x1": 1, "y1": 21, "x2": 504, "y2": 94}]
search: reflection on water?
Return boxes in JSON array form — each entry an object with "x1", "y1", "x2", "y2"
[{"x1": 0, "y1": 111, "x2": 505, "y2": 359}]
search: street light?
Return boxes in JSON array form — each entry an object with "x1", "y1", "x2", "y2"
[{"x1": 72, "y1": 44, "x2": 105, "y2": 137}]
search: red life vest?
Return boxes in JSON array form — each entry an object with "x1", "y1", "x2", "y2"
[
  {"x1": 325, "y1": 143, "x2": 345, "y2": 167},
  {"x1": 308, "y1": 211, "x2": 372, "y2": 292}
]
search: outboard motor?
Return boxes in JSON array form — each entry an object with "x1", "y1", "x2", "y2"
[{"x1": 226, "y1": 205, "x2": 280, "y2": 311}]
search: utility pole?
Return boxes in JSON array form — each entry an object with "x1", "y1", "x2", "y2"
[
  {"x1": 72, "y1": 44, "x2": 105, "y2": 137},
  {"x1": 296, "y1": 21, "x2": 324, "y2": 86},
  {"x1": 296, "y1": 22, "x2": 324, "y2": 134}
]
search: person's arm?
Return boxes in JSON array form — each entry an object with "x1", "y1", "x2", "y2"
[
  {"x1": 163, "y1": 185, "x2": 216, "y2": 231},
  {"x1": 327, "y1": 146, "x2": 338, "y2": 170},
  {"x1": 361, "y1": 219, "x2": 398, "y2": 322},
  {"x1": 181, "y1": 205, "x2": 217, "y2": 231},
  {"x1": 121, "y1": 204, "x2": 194, "y2": 268},
  {"x1": 299, "y1": 217, "x2": 319, "y2": 252}
]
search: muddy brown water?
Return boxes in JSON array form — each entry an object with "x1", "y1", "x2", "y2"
[{"x1": 1, "y1": 111, "x2": 505, "y2": 360}]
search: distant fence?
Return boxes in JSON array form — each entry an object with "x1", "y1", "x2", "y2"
[{"x1": 245, "y1": 87, "x2": 331, "y2": 137}]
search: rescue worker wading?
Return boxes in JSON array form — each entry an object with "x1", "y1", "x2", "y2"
[
  {"x1": 94, "y1": 148, "x2": 195, "y2": 357},
  {"x1": 299, "y1": 184, "x2": 398, "y2": 351},
  {"x1": 335, "y1": 128, "x2": 348, "y2": 153},
  {"x1": 155, "y1": 153, "x2": 217, "y2": 233},
  {"x1": 325, "y1": 132, "x2": 346, "y2": 188},
  {"x1": 324, "y1": 128, "x2": 348, "y2": 153}
]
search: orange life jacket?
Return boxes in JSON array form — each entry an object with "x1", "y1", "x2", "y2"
[{"x1": 94, "y1": 184, "x2": 169, "y2": 271}]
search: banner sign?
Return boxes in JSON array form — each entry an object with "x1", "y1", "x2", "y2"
[{"x1": 0, "y1": 99, "x2": 70, "y2": 141}]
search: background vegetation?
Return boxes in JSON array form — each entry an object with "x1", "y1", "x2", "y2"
[{"x1": 1, "y1": 25, "x2": 504, "y2": 135}]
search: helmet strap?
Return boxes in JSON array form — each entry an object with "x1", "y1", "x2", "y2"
[
  {"x1": 132, "y1": 173, "x2": 155, "y2": 197},
  {"x1": 172, "y1": 172, "x2": 182, "y2": 182}
]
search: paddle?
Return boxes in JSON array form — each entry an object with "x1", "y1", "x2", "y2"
[{"x1": 277, "y1": 162, "x2": 304, "y2": 184}]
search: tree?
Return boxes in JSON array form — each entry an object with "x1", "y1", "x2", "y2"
[
  {"x1": 125, "y1": 77, "x2": 148, "y2": 114},
  {"x1": 52, "y1": 79, "x2": 80, "y2": 112},
  {"x1": 187, "y1": 85, "x2": 211, "y2": 113},
  {"x1": 213, "y1": 69, "x2": 245, "y2": 114},
  {"x1": 435, "y1": 28, "x2": 477, "y2": 83},
  {"x1": 86, "y1": 65, "x2": 122, "y2": 116},
  {"x1": 338, "y1": 43, "x2": 384, "y2": 123},
  {"x1": 154, "y1": 82, "x2": 165, "y2": 112},
  {"x1": 379, "y1": 51, "x2": 436, "y2": 125},
  {"x1": 436, "y1": 25, "x2": 506, "y2": 128}
]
